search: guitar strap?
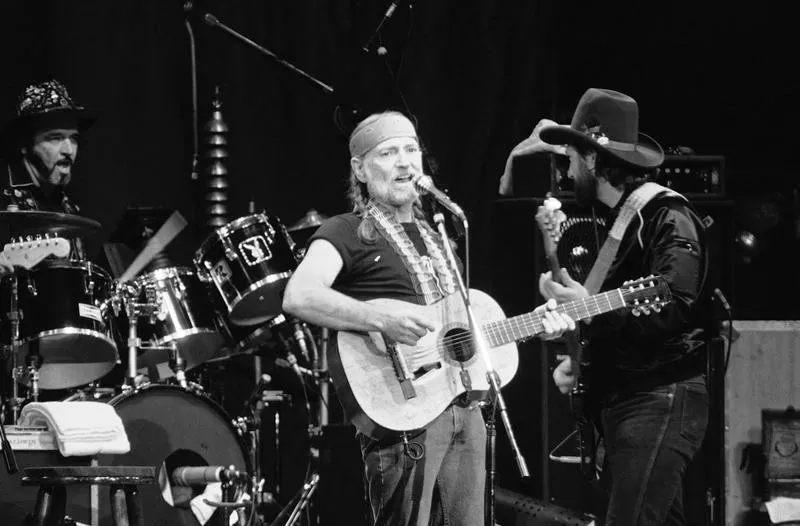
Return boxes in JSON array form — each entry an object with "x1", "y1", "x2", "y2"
[{"x1": 583, "y1": 182, "x2": 685, "y2": 294}]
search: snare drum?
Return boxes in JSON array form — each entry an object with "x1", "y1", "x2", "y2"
[
  {"x1": 195, "y1": 213, "x2": 298, "y2": 326},
  {"x1": 3, "y1": 260, "x2": 117, "y2": 390},
  {"x1": 123, "y1": 267, "x2": 223, "y2": 373}
]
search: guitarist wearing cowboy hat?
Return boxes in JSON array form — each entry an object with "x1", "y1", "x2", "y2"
[
  {"x1": 283, "y1": 111, "x2": 575, "y2": 526},
  {"x1": 509, "y1": 88, "x2": 711, "y2": 526}
]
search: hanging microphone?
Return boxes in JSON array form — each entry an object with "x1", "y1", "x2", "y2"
[
  {"x1": 412, "y1": 174, "x2": 467, "y2": 222},
  {"x1": 171, "y1": 466, "x2": 245, "y2": 486},
  {"x1": 362, "y1": 1, "x2": 400, "y2": 52}
]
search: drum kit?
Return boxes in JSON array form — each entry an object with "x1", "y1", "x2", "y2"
[{"x1": 0, "y1": 207, "x2": 330, "y2": 525}]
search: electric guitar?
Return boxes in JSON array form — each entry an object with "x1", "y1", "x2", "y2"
[
  {"x1": 536, "y1": 195, "x2": 596, "y2": 477},
  {"x1": 2, "y1": 237, "x2": 71, "y2": 270},
  {"x1": 331, "y1": 276, "x2": 671, "y2": 439}
]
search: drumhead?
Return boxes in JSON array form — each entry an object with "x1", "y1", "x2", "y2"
[
  {"x1": 195, "y1": 212, "x2": 275, "y2": 261},
  {"x1": 93, "y1": 384, "x2": 250, "y2": 525}
]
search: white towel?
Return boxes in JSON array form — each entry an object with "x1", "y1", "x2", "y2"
[
  {"x1": 766, "y1": 497, "x2": 800, "y2": 524},
  {"x1": 17, "y1": 402, "x2": 130, "y2": 457}
]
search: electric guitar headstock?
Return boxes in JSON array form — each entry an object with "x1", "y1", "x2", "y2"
[{"x1": 2, "y1": 236, "x2": 71, "y2": 270}]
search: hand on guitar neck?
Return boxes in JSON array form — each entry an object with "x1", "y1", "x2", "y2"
[{"x1": 535, "y1": 196, "x2": 590, "y2": 395}]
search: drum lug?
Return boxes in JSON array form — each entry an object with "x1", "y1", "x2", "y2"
[
  {"x1": 26, "y1": 277, "x2": 37, "y2": 297},
  {"x1": 223, "y1": 236, "x2": 238, "y2": 261}
]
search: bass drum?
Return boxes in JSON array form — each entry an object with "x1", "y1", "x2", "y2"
[{"x1": 95, "y1": 384, "x2": 250, "y2": 525}]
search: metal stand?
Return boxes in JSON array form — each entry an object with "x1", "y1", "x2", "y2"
[
  {"x1": 434, "y1": 212, "x2": 529, "y2": 526},
  {"x1": 1, "y1": 275, "x2": 20, "y2": 473},
  {"x1": 269, "y1": 473, "x2": 320, "y2": 526},
  {"x1": 169, "y1": 343, "x2": 188, "y2": 389}
]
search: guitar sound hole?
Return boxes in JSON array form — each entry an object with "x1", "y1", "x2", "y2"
[{"x1": 444, "y1": 327, "x2": 474, "y2": 362}]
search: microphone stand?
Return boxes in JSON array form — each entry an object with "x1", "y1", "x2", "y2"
[
  {"x1": 433, "y1": 212, "x2": 529, "y2": 526},
  {"x1": 202, "y1": 13, "x2": 334, "y2": 96}
]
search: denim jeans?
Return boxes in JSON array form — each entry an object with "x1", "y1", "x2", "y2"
[
  {"x1": 359, "y1": 404, "x2": 486, "y2": 526},
  {"x1": 600, "y1": 375, "x2": 708, "y2": 526}
]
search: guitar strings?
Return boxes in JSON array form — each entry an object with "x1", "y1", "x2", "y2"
[{"x1": 402, "y1": 289, "x2": 646, "y2": 360}]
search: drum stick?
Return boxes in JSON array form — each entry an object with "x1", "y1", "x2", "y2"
[{"x1": 119, "y1": 211, "x2": 188, "y2": 282}]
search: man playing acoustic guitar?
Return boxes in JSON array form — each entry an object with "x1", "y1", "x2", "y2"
[{"x1": 283, "y1": 111, "x2": 575, "y2": 526}]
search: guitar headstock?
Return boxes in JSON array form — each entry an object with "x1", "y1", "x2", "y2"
[
  {"x1": 620, "y1": 275, "x2": 672, "y2": 316},
  {"x1": 535, "y1": 195, "x2": 567, "y2": 257},
  {"x1": 3, "y1": 237, "x2": 71, "y2": 270}
]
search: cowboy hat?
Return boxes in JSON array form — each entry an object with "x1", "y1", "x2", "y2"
[
  {"x1": 540, "y1": 88, "x2": 664, "y2": 169},
  {"x1": 1, "y1": 79, "x2": 98, "y2": 159}
]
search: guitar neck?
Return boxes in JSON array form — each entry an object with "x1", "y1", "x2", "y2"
[
  {"x1": 545, "y1": 252, "x2": 563, "y2": 283},
  {"x1": 482, "y1": 289, "x2": 623, "y2": 348}
]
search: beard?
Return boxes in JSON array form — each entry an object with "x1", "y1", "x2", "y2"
[{"x1": 572, "y1": 158, "x2": 597, "y2": 207}]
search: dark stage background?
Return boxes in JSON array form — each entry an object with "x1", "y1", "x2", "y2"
[{"x1": 1, "y1": 0, "x2": 797, "y2": 522}]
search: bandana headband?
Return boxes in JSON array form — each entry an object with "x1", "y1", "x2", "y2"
[{"x1": 349, "y1": 113, "x2": 417, "y2": 157}]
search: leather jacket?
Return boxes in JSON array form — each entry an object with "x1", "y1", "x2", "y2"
[{"x1": 583, "y1": 189, "x2": 710, "y2": 399}]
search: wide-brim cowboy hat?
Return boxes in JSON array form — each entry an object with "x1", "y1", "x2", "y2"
[
  {"x1": 540, "y1": 88, "x2": 664, "y2": 169},
  {"x1": 1, "y1": 80, "x2": 98, "y2": 159}
]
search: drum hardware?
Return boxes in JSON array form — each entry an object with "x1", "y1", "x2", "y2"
[
  {"x1": 170, "y1": 464, "x2": 251, "y2": 525},
  {"x1": 271, "y1": 472, "x2": 320, "y2": 526},
  {"x1": 236, "y1": 373, "x2": 295, "y2": 524},
  {"x1": 0, "y1": 289, "x2": 18, "y2": 471},
  {"x1": 169, "y1": 342, "x2": 189, "y2": 389}
]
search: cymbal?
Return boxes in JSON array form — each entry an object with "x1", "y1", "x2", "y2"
[
  {"x1": 288, "y1": 209, "x2": 328, "y2": 233},
  {"x1": 0, "y1": 210, "x2": 101, "y2": 239}
]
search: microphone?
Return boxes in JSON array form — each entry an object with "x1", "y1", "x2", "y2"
[
  {"x1": 412, "y1": 174, "x2": 467, "y2": 222},
  {"x1": 291, "y1": 318, "x2": 311, "y2": 362},
  {"x1": 276, "y1": 356, "x2": 316, "y2": 378},
  {"x1": 171, "y1": 466, "x2": 245, "y2": 486},
  {"x1": 362, "y1": 1, "x2": 400, "y2": 52},
  {"x1": 713, "y1": 288, "x2": 732, "y2": 314}
]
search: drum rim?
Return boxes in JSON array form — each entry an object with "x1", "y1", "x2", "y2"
[
  {"x1": 134, "y1": 266, "x2": 196, "y2": 284},
  {"x1": 15, "y1": 327, "x2": 118, "y2": 353},
  {"x1": 222, "y1": 271, "x2": 292, "y2": 313},
  {"x1": 31, "y1": 259, "x2": 113, "y2": 280},
  {"x1": 194, "y1": 212, "x2": 278, "y2": 259}
]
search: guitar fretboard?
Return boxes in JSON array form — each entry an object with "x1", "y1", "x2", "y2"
[{"x1": 482, "y1": 289, "x2": 625, "y2": 347}]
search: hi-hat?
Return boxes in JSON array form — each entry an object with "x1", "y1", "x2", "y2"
[
  {"x1": 288, "y1": 209, "x2": 328, "y2": 233},
  {"x1": 0, "y1": 210, "x2": 101, "y2": 239}
]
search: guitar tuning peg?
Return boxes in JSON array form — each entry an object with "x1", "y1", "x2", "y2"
[
  {"x1": 652, "y1": 303, "x2": 662, "y2": 313},
  {"x1": 632, "y1": 307, "x2": 642, "y2": 317}
]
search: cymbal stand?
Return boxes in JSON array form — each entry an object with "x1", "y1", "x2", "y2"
[
  {"x1": 6, "y1": 275, "x2": 24, "y2": 422},
  {"x1": 0, "y1": 275, "x2": 19, "y2": 474}
]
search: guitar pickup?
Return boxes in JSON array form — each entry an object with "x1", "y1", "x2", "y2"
[{"x1": 385, "y1": 339, "x2": 417, "y2": 400}]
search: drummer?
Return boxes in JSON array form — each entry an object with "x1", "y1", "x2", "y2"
[{"x1": 0, "y1": 79, "x2": 98, "y2": 271}]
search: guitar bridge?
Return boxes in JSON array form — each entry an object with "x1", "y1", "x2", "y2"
[{"x1": 412, "y1": 362, "x2": 442, "y2": 380}]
